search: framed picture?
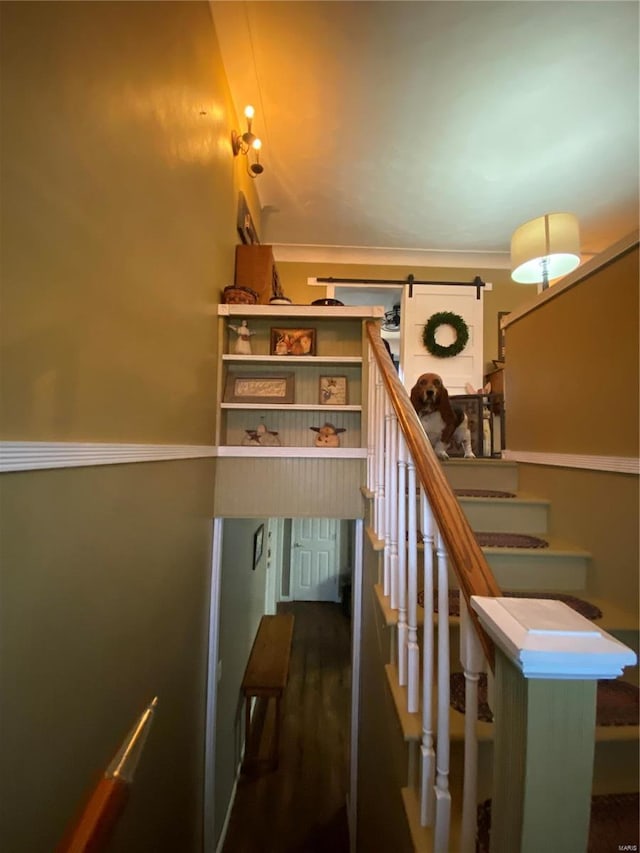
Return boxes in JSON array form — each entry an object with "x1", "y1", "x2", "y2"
[
  {"x1": 237, "y1": 191, "x2": 260, "y2": 245},
  {"x1": 270, "y1": 327, "x2": 316, "y2": 356},
  {"x1": 252, "y1": 523, "x2": 264, "y2": 570},
  {"x1": 319, "y1": 375, "x2": 348, "y2": 405},
  {"x1": 497, "y1": 311, "x2": 510, "y2": 363},
  {"x1": 223, "y1": 372, "x2": 295, "y2": 404}
]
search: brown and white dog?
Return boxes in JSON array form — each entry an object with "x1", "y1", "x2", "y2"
[{"x1": 410, "y1": 372, "x2": 475, "y2": 460}]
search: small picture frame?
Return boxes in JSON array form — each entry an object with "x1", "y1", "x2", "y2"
[
  {"x1": 270, "y1": 327, "x2": 316, "y2": 356},
  {"x1": 253, "y1": 524, "x2": 264, "y2": 570},
  {"x1": 319, "y1": 375, "x2": 348, "y2": 405},
  {"x1": 497, "y1": 311, "x2": 510, "y2": 363},
  {"x1": 223, "y1": 372, "x2": 295, "y2": 404},
  {"x1": 237, "y1": 191, "x2": 259, "y2": 245}
]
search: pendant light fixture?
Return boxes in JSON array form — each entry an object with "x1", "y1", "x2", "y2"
[{"x1": 511, "y1": 213, "x2": 581, "y2": 289}]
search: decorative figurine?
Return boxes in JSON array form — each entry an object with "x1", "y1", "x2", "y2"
[
  {"x1": 228, "y1": 320, "x2": 255, "y2": 355},
  {"x1": 242, "y1": 421, "x2": 281, "y2": 447},
  {"x1": 310, "y1": 422, "x2": 347, "y2": 448}
]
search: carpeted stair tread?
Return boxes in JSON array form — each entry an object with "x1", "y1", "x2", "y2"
[
  {"x1": 408, "y1": 531, "x2": 550, "y2": 547},
  {"x1": 450, "y1": 672, "x2": 639, "y2": 726},
  {"x1": 417, "y1": 589, "x2": 603, "y2": 621},
  {"x1": 454, "y1": 488, "x2": 517, "y2": 498},
  {"x1": 475, "y1": 531, "x2": 549, "y2": 548},
  {"x1": 476, "y1": 792, "x2": 639, "y2": 853}
]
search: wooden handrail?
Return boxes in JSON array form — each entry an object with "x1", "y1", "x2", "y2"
[
  {"x1": 56, "y1": 697, "x2": 158, "y2": 853},
  {"x1": 366, "y1": 322, "x2": 501, "y2": 667}
]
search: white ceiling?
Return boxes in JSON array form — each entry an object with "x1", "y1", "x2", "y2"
[{"x1": 211, "y1": 1, "x2": 639, "y2": 268}]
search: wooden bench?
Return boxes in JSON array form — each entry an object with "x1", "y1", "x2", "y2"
[{"x1": 241, "y1": 613, "x2": 295, "y2": 770}]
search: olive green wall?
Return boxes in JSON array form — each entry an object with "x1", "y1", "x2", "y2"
[
  {"x1": 215, "y1": 517, "x2": 269, "y2": 844},
  {"x1": 0, "y1": 2, "x2": 257, "y2": 850},
  {"x1": 276, "y1": 261, "x2": 530, "y2": 374},
  {"x1": 515, "y1": 465, "x2": 639, "y2": 621},
  {"x1": 0, "y1": 461, "x2": 215, "y2": 852},
  {"x1": 505, "y1": 245, "x2": 639, "y2": 620},
  {"x1": 505, "y1": 247, "x2": 639, "y2": 456}
]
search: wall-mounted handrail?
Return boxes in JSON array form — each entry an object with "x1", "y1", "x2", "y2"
[
  {"x1": 56, "y1": 697, "x2": 158, "y2": 853},
  {"x1": 365, "y1": 321, "x2": 501, "y2": 666}
]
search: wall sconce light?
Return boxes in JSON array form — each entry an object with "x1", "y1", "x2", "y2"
[
  {"x1": 510, "y1": 213, "x2": 581, "y2": 289},
  {"x1": 231, "y1": 105, "x2": 264, "y2": 178}
]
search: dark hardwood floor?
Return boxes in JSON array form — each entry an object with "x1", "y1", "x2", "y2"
[{"x1": 222, "y1": 601, "x2": 352, "y2": 853}]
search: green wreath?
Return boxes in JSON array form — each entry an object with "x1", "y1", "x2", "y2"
[{"x1": 422, "y1": 311, "x2": 469, "y2": 358}]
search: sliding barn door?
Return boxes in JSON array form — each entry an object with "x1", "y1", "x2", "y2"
[{"x1": 400, "y1": 283, "x2": 485, "y2": 395}]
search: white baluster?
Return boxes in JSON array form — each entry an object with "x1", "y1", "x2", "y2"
[
  {"x1": 383, "y1": 396, "x2": 393, "y2": 597},
  {"x1": 397, "y1": 434, "x2": 408, "y2": 686},
  {"x1": 434, "y1": 529, "x2": 451, "y2": 853},
  {"x1": 406, "y1": 458, "x2": 419, "y2": 714},
  {"x1": 459, "y1": 596, "x2": 485, "y2": 853},
  {"x1": 387, "y1": 410, "x2": 399, "y2": 610},
  {"x1": 420, "y1": 489, "x2": 436, "y2": 826},
  {"x1": 366, "y1": 350, "x2": 375, "y2": 491},
  {"x1": 374, "y1": 371, "x2": 385, "y2": 546}
]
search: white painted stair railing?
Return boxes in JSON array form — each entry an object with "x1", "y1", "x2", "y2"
[
  {"x1": 364, "y1": 323, "x2": 637, "y2": 853},
  {"x1": 366, "y1": 328, "x2": 498, "y2": 852}
]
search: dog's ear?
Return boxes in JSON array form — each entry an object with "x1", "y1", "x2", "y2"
[
  {"x1": 465, "y1": 382, "x2": 476, "y2": 395},
  {"x1": 438, "y1": 385, "x2": 458, "y2": 441},
  {"x1": 409, "y1": 383, "x2": 422, "y2": 413}
]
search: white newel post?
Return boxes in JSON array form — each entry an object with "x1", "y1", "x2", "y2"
[{"x1": 471, "y1": 596, "x2": 638, "y2": 853}]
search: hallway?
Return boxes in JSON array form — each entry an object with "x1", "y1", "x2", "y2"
[{"x1": 222, "y1": 601, "x2": 352, "y2": 853}]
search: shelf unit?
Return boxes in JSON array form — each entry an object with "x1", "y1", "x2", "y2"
[{"x1": 216, "y1": 305, "x2": 383, "y2": 458}]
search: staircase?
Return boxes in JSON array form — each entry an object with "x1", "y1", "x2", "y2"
[{"x1": 375, "y1": 457, "x2": 639, "y2": 852}]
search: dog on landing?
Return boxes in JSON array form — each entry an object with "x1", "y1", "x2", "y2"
[{"x1": 410, "y1": 372, "x2": 475, "y2": 460}]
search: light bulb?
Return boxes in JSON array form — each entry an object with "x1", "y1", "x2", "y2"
[
  {"x1": 252, "y1": 138, "x2": 262, "y2": 151},
  {"x1": 244, "y1": 105, "x2": 255, "y2": 120}
]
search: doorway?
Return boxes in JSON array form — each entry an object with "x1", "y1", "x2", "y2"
[{"x1": 208, "y1": 516, "x2": 363, "y2": 852}]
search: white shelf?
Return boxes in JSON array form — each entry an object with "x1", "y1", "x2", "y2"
[
  {"x1": 217, "y1": 304, "x2": 384, "y2": 319},
  {"x1": 222, "y1": 354, "x2": 362, "y2": 364},
  {"x1": 221, "y1": 403, "x2": 362, "y2": 411},
  {"x1": 217, "y1": 306, "x2": 369, "y2": 454},
  {"x1": 217, "y1": 446, "x2": 368, "y2": 459}
]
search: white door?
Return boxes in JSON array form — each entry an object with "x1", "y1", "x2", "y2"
[
  {"x1": 400, "y1": 283, "x2": 485, "y2": 396},
  {"x1": 291, "y1": 518, "x2": 340, "y2": 602}
]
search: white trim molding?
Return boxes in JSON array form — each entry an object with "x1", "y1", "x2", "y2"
[
  {"x1": 271, "y1": 242, "x2": 511, "y2": 270},
  {"x1": 0, "y1": 441, "x2": 218, "y2": 473},
  {"x1": 205, "y1": 518, "x2": 224, "y2": 853},
  {"x1": 503, "y1": 449, "x2": 639, "y2": 475}
]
